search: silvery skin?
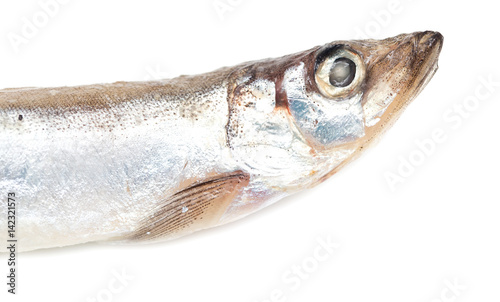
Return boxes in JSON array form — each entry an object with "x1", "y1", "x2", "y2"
[{"x1": 0, "y1": 31, "x2": 443, "y2": 252}]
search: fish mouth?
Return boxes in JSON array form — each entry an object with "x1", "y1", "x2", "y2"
[{"x1": 358, "y1": 31, "x2": 444, "y2": 147}]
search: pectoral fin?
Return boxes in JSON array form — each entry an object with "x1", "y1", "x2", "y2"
[{"x1": 128, "y1": 171, "x2": 250, "y2": 241}]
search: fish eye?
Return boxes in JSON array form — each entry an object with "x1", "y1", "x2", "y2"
[
  {"x1": 329, "y1": 58, "x2": 356, "y2": 87},
  {"x1": 315, "y1": 46, "x2": 365, "y2": 99}
]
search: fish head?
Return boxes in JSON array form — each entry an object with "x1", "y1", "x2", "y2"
[{"x1": 227, "y1": 31, "x2": 443, "y2": 189}]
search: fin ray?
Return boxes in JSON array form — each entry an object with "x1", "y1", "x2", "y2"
[{"x1": 128, "y1": 171, "x2": 249, "y2": 241}]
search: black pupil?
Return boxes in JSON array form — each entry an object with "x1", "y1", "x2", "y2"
[{"x1": 329, "y1": 58, "x2": 356, "y2": 88}]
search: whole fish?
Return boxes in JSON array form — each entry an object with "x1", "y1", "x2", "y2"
[{"x1": 0, "y1": 31, "x2": 443, "y2": 252}]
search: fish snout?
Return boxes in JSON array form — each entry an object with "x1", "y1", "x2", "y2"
[
  {"x1": 415, "y1": 31, "x2": 444, "y2": 52},
  {"x1": 358, "y1": 30, "x2": 443, "y2": 146}
]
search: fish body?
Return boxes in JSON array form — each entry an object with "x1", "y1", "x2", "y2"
[{"x1": 0, "y1": 31, "x2": 443, "y2": 252}]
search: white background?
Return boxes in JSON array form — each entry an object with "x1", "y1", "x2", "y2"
[{"x1": 1, "y1": 0, "x2": 499, "y2": 301}]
